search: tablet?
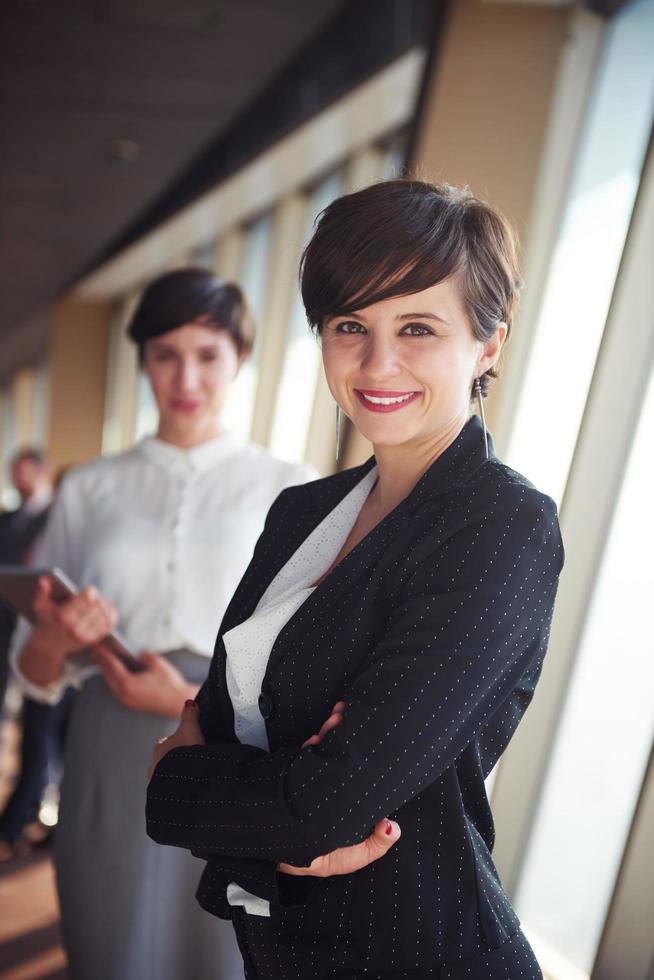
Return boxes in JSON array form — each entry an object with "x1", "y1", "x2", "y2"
[{"x1": 0, "y1": 565, "x2": 144, "y2": 673}]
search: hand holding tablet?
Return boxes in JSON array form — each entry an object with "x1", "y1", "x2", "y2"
[{"x1": 0, "y1": 566, "x2": 144, "y2": 673}]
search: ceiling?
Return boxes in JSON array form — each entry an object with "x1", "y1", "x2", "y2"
[
  {"x1": 0, "y1": 0, "x2": 345, "y2": 367},
  {"x1": 1, "y1": 0, "x2": 623, "y2": 378}
]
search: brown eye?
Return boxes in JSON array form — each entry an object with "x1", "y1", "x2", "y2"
[
  {"x1": 401, "y1": 323, "x2": 433, "y2": 336},
  {"x1": 335, "y1": 321, "x2": 365, "y2": 334}
]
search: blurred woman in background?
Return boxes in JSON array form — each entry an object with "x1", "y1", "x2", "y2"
[{"x1": 10, "y1": 269, "x2": 315, "y2": 980}]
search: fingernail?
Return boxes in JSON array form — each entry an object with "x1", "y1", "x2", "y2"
[
  {"x1": 185, "y1": 699, "x2": 197, "y2": 708},
  {"x1": 385, "y1": 820, "x2": 393, "y2": 836}
]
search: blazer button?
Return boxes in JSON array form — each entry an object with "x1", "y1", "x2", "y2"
[{"x1": 258, "y1": 692, "x2": 273, "y2": 720}]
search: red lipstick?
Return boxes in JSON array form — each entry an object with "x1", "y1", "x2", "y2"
[
  {"x1": 170, "y1": 398, "x2": 201, "y2": 413},
  {"x1": 354, "y1": 389, "x2": 421, "y2": 413}
]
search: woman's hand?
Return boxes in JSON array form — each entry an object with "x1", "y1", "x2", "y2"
[
  {"x1": 94, "y1": 648, "x2": 198, "y2": 719},
  {"x1": 278, "y1": 700, "x2": 402, "y2": 877},
  {"x1": 278, "y1": 817, "x2": 401, "y2": 878},
  {"x1": 18, "y1": 577, "x2": 119, "y2": 687},
  {"x1": 301, "y1": 700, "x2": 347, "y2": 748},
  {"x1": 33, "y1": 575, "x2": 118, "y2": 657},
  {"x1": 148, "y1": 698, "x2": 205, "y2": 780}
]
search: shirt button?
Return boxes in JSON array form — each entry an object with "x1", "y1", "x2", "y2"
[
  {"x1": 258, "y1": 692, "x2": 273, "y2": 720},
  {"x1": 162, "y1": 615, "x2": 171, "y2": 628},
  {"x1": 166, "y1": 561, "x2": 175, "y2": 573}
]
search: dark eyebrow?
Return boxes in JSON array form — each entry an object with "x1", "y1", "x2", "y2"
[
  {"x1": 396, "y1": 311, "x2": 450, "y2": 326},
  {"x1": 326, "y1": 310, "x2": 451, "y2": 326},
  {"x1": 149, "y1": 340, "x2": 221, "y2": 351}
]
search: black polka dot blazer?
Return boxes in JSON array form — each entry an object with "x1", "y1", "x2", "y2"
[{"x1": 146, "y1": 416, "x2": 564, "y2": 974}]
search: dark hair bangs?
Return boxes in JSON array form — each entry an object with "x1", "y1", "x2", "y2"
[
  {"x1": 127, "y1": 268, "x2": 255, "y2": 362},
  {"x1": 301, "y1": 184, "x2": 468, "y2": 331}
]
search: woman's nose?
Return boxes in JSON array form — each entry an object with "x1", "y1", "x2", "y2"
[
  {"x1": 360, "y1": 334, "x2": 401, "y2": 379},
  {"x1": 176, "y1": 358, "x2": 200, "y2": 390}
]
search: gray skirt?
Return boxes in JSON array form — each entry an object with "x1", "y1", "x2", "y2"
[{"x1": 54, "y1": 650, "x2": 244, "y2": 980}]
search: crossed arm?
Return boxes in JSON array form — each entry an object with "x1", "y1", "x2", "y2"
[
  {"x1": 145, "y1": 491, "x2": 562, "y2": 878},
  {"x1": 148, "y1": 697, "x2": 401, "y2": 878}
]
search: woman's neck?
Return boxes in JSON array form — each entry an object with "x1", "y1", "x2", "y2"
[
  {"x1": 155, "y1": 418, "x2": 225, "y2": 449},
  {"x1": 369, "y1": 412, "x2": 470, "y2": 518}
]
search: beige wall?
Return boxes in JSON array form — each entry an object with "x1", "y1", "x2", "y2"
[
  {"x1": 47, "y1": 297, "x2": 112, "y2": 470},
  {"x1": 411, "y1": 0, "x2": 569, "y2": 432},
  {"x1": 413, "y1": 0, "x2": 566, "y2": 235},
  {"x1": 11, "y1": 369, "x2": 37, "y2": 448}
]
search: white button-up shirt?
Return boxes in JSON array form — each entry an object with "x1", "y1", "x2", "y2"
[{"x1": 10, "y1": 431, "x2": 316, "y2": 703}]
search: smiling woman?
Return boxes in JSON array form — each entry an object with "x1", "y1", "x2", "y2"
[
  {"x1": 319, "y1": 281, "x2": 506, "y2": 460},
  {"x1": 146, "y1": 182, "x2": 563, "y2": 980},
  {"x1": 301, "y1": 180, "x2": 520, "y2": 394},
  {"x1": 307, "y1": 181, "x2": 514, "y2": 516}
]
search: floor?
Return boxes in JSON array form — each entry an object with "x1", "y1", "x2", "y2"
[
  {"x1": 0, "y1": 697, "x2": 68, "y2": 980},
  {"x1": 0, "y1": 847, "x2": 67, "y2": 980}
]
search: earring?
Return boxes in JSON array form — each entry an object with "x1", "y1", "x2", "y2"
[
  {"x1": 474, "y1": 378, "x2": 489, "y2": 460},
  {"x1": 335, "y1": 404, "x2": 341, "y2": 461}
]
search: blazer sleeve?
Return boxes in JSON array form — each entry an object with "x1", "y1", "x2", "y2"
[{"x1": 146, "y1": 483, "x2": 563, "y2": 872}]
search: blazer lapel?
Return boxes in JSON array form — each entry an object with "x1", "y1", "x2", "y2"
[
  {"x1": 218, "y1": 414, "x2": 490, "y2": 681},
  {"x1": 218, "y1": 457, "x2": 377, "y2": 637},
  {"x1": 264, "y1": 493, "x2": 413, "y2": 674},
  {"x1": 407, "y1": 414, "x2": 491, "y2": 514},
  {"x1": 264, "y1": 415, "x2": 491, "y2": 674}
]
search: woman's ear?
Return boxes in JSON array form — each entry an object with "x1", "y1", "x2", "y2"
[
  {"x1": 235, "y1": 348, "x2": 250, "y2": 374},
  {"x1": 477, "y1": 322, "x2": 507, "y2": 376}
]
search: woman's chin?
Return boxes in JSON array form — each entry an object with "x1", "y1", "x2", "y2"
[
  {"x1": 348, "y1": 399, "x2": 426, "y2": 449},
  {"x1": 355, "y1": 423, "x2": 420, "y2": 449}
]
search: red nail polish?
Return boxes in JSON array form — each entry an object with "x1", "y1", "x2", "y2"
[
  {"x1": 385, "y1": 820, "x2": 393, "y2": 835},
  {"x1": 185, "y1": 699, "x2": 196, "y2": 707}
]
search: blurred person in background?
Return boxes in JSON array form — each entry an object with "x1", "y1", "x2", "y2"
[
  {"x1": 1, "y1": 449, "x2": 54, "y2": 708},
  {"x1": 0, "y1": 448, "x2": 73, "y2": 860},
  {"x1": 147, "y1": 183, "x2": 564, "y2": 979},
  {"x1": 10, "y1": 269, "x2": 316, "y2": 980},
  {"x1": 0, "y1": 449, "x2": 54, "y2": 565}
]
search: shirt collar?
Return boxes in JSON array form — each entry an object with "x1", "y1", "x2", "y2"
[{"x1": 137, "y1": 430, "x2": 247, "y2": 474}]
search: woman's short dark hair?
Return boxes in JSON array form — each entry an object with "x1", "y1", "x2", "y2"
[
  {"x1": 127, "y1": 268, "x2": 255, "y2": 363},
  {"x1": 300, "y1": 179, "x2": 521, "y2": 396}
]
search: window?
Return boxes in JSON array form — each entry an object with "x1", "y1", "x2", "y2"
[
  {"x1": 268, "y1": 171, "x2": 344, "y2": 461},
  {"x1": 505, "y1": 0, "x2": 654, "y2": 505},
  {"x1": 134, "y1": 373, "x2": 159, "y2": 442},
  {"x1": 380, "y1": 130, "x2": 408, "y2": 179},
  {"x1": 223, "y1": 211, "x2": 274, "y2": 438},
  {"x1": 191, "y1": 238, "x2": 216, "y2": 269},
  {"x1": 0, "y1": 388, "x2": 17, "y2": 509},
  {"x1": 516, "y1": 360, "x2": 654, "y2": 977}
]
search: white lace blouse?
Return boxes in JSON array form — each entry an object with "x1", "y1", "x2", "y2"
[{"x1": 224, "y1": 463, "x2": 379, "y2": 916}]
